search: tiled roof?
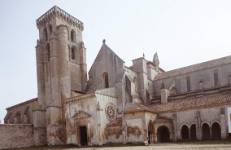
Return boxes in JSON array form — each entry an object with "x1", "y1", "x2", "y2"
[
  {"x1": 155, "y1": 55, "x2": 231, "y2": 80},
  {"x1": 149, "y1": 88, "x2": 231, "y2": 113},
  {"x1": 125, "y1": 103, "x2": 155, "y2": 114}
]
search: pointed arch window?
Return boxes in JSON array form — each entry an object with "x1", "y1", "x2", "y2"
[
  {"x1": 214, "y1": 70, "x2": 219, "y2": 87},
  {"x1": 71, "y1": 29, "x2": 76, "y2": 42},
  {"x1": 49, "y1": 24, "x2": 52, "y2": 33},
  {"x1": 44, "y1": 28, "x2": 48, "y2": 41},
  {"x1": 186, "y1": 76, "x2": 191, "y2": 92},
  {"x1": 103, "y1": 72, "x2": 109, "y2": 88},
  {"x1": 125, "y1": 76, "x2": 132, "y2": 102},
  {"x1": 71, "y1": 46, "x2": 76, "y2": 60}
]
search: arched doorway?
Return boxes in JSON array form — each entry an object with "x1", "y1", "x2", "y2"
[
  {"x1": 190, "y1": 124, "x2": 197, "y2": 140},
  {"x1": 211, "y1": 122, "x2": 221, "y2": 140},
  {"x1": 181, "y1": 125, "x2": 189, "y2": 140},
  {"x1": 202, "y1": 123, "x2": 210, "y2": 140},
  {"x1": 148, "y1": 121, "x2": 153, "y2": 144},
  {"x1": 157, "y1": 126, "x2": 170, "y2": 143}
]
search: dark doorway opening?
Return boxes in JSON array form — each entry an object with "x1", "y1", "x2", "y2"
[
  {"x1": 148, "y1": 131, "x2": 151, "y2": 144},
  {"x1": 79, "y1": 126, "x2": 88, "y2": 146},
  {"x1": 190, "y1": 124, "x2": 197, "y2": 140},
  {"x1": 212, "y1": 122, "x2": 221, "y2": 140},
  {"x1": 148, "y1": 121, "x2": 153, "y2": 144},
  {"x1": 181, "y1": 125, "x2": 189, "y2": 140},
  {"x1": 202, "y1": 123, "x2": 210, "y2": 140},
  {"x1": 157, "y1": 126, "x2": 170, "y2": 143}
]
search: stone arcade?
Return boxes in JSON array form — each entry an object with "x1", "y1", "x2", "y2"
[{"x1": 2, "y1": 6, "x2": 231, "y2": 149}]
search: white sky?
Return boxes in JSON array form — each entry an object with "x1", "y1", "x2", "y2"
[{"x1": 0, "y1": 0, "x2": 231, "y2": 121}]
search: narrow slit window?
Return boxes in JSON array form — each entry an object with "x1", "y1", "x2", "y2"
[
  {"x1": 214, "y1": 70, "x2": 219, "y2": 87},
  {"x1": 47, "y1": 44, "x2": 50, "y2": 61},
  {"x1": 103, "y1": 72, "x2": 109, "y2": 88},
  {"x1": 186, "y1": 76, "x2": 191, "y2": 92},
  {"x1": 44, "y1": 28, "x2": 48, "y2": 41},
  {"x1": 71, "y1": 46, "x2": 76, "y2": 60},
  {"x1": 71, "y1": 30, "x2": 76, "y2": 42}
]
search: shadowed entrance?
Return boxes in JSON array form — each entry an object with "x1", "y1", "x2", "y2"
[
  {"x1": 181, "y1": 125, "x2": 189, "y2": 140},
  {"x1": 212, "y1": 122, "x2": 221, "y2": 140},
  {"x1": 79, "y1": 126, "x2": 88, "y2": 146},
  {"x1": 202, "y1": 123, "x2": 210, "y2": 140},
  {"x1": 157, "y1": 126, "x2": 170, "y2": 143},
  {"x1": 190, "y1": 124, "x2": 197, "y2": 140}
]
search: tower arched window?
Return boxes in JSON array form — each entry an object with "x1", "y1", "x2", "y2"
[
  {"x1": 44, "y1": 28, "x2": 48, "y2": 41},
  {"x1": 214, "y1": 70, "x2": 219, "y2": 87},
  {"x1": 103, "y1": 72, "x2": 109, "y2": 88},
  {"x1": 186, "y1": 76, "x2": 191, "y2": 92},
  {"x1": 71, "y1": 46, "x2": 76, "y2": 60},
  {"x1": 47, "y1": 43, "x2": 50, "y2": 61},
  {"x1": 71, "y1": 29, "x2": 76, "y2": 42},
  {"x1": 48, "y1": 24, "x2": 52, "y2": 33}
]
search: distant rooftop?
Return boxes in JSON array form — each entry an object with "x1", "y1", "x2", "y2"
[
  {"x1": 36, "y1": 6, "x2": 84, "y2": 30},
  {"x1": 155, "y1": 55, "x2": 231, "y2": 80}
]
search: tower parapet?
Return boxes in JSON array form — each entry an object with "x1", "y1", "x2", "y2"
[{"x1": 36, "y1": 6, "x2": 84, "y2": 31}]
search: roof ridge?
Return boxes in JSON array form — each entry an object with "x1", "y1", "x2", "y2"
[{"x1": 155, "y1": 54, "x2": 231, "y2": 80}]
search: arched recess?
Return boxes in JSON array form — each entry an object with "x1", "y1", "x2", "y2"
[
  {"x1": 211, "y1": 122, "x2": 221, "y2": 140},
  {"x1": 44, "y1": 28, "x2": 48, "y2": 41},
  {"x1": 148, "y1": 121, "x2": 153, "y2": 144},
  {"x1": 24, "y1": 107, "x2": 30, "y2": 123},
  {"x1": 71, "y1": 46, "x2": 76, "y2": 60},
  {"x1": 49, "y1": 24, "x2": 52, "y2": 33},
  {"x1": 103, "y1": 72, "x2": 109, "y2": 88},
  {"x1": 15, "y1": 112, "x2": 21, "y2": 124},
  {"x1": 46, "y1": 43, "x2": 50, "y2": 61},
  {"x1": 181, "y1": 125, "x2": 189, "y2": 140},
  {"x1": 125, "y1": 76, "x2": 132, "y2": 102},
  {"x1": 190, "y1": 124, "x2": 197, "y2": 140},
  {"x1": 157, "y1": 126, "x2": 170, "y2": 143},
  {"x1": 71, "y1": 29, "x2": 76, "y2": 42},
  {"x1": 202, "y1": 123, "x2": 210, "y2": 140}
]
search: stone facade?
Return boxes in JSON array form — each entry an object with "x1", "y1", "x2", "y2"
[
  {"x1": 3, "y1": 5, "x2": 231, "y2": 149},
  {"x1": 0, "y1": 124, "x2": 34, "y2": 149}
]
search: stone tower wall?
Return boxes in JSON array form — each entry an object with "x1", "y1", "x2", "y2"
[{"x1": 35, "y1": 6, "x2": 87, "y2": 145}]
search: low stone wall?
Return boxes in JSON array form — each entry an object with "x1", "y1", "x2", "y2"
[{"x1": 0, "y1": 124, "x2": 34, "y2": 149}]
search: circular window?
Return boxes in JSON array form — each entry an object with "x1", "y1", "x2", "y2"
[{"x1": 105, "y1": 103, "x2": 116, "y2": 120}]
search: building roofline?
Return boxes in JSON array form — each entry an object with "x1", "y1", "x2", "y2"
[
  {"x1": 36, "y1": 5, "x2": 84, "y2": 30},
  {"x1": 6, "y1": 98, "x2": 37, "y2": 110},
  {"x1": 155, "y1": 54, "x2": 231, "y2": 80}
]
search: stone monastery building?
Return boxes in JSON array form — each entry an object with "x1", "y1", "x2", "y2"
[{"x1": 2, "y1": 6, "x2": 231, "y2": 149}]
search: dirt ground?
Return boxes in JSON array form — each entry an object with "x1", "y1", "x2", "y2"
[{"x1": 14, "y1": 142, "x2": 231, "y2": 150}]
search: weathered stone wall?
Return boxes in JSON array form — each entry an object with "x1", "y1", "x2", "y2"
[
  {"x1": 0, "y1": 124, "x2": 34, "y2": 149},
  {"x1": 66, "y1": 94, "x2": 98, "y2": 146},
  {"x1": 96, "y1": 88, "x2": 121, "y2": 145},
  {"x1": 125, "y1": 112, "x2": 154, "y2": 144}
]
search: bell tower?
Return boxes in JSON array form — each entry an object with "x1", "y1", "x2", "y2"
[{"x1": 35, "y1": 6, "x2": 87, "y2": 145}]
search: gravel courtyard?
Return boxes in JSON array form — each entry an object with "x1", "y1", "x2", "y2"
[{"x1": 15, "y1": 142, "x2": 231, "y2": 150}]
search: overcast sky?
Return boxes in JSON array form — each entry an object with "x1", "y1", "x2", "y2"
[{"x1": 1, "y1": 0, "x2": 231, "y2": 121}]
